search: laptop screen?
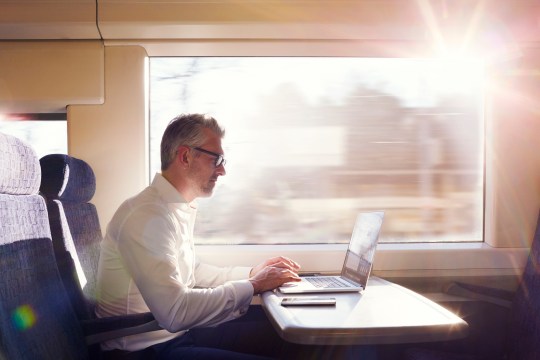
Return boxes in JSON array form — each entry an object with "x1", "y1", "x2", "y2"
[{"x1": 341, "y1": 211, "x2": 385, "y2": 287}]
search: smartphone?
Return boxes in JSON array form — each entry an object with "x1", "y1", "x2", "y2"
[{"x1": 280, "y1": 297, "x2": 336, "y2": 306}]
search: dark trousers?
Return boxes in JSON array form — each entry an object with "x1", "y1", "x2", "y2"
[{"x1": 150, "y1": 306, "x2": 283, "y2": 359}]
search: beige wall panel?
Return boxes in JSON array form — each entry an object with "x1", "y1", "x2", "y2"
[
  {"x1": 98, "y1": 0, "x2": 540, "y2": 43},
  {"x1": 485, "y1": 48, "x2": 540, "y2": 248},
  {"x1": 68, "y1": 46, "x2": 148, "y2": 232},
  {"x1": 0, "y1": 41, "x2": 104, "y2": 112},
  {"x1": 0, "y1": 0, "x2": 99, "y2": 39},
  {"x1": 98, "y1": 0, "x2": 424, "y2": 40}
]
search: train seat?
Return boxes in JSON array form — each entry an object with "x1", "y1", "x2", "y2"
[
  {"x1": 38, "y1": 153, "x2": 160, "y2": 359},
  {"x1": 39, "y1": 154, "x2": 101, "y2": 321}
]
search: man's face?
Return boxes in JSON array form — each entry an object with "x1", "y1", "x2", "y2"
[{"x1": 189, "y1": 128, "x2": 226, "y2": 198}]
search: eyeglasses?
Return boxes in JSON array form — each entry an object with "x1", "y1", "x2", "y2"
[{"x1": 192, "y1": 147, "x2": 226, "y2": 167}]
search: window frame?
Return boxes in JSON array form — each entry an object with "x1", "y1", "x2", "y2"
[
  {"x1": 133, "y1": 38, "x2": 528, "y2": 279},
  {"x1": 196, "y1": 242, "x2": 527, "y2": 277}
]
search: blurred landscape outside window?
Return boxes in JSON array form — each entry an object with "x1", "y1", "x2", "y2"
[
  {"x1": 0, "y1": 114, "x2": 67, "y2": 158},
  {"x1": 150, "y1": 57, "x2": 484, "y2": 244}
]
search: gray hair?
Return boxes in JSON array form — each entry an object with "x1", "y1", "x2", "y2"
[{"x1": 160, "y1": 113, "x2": 225, "y2": 171}]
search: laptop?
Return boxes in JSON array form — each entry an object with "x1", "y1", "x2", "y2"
[{"x1": 278, "y1": 211, "x2": 384, "y2": 294}]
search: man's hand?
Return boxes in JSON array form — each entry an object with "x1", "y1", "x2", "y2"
[{"x1": 249, "y1": 256, "x2": 301, "y2": 294}]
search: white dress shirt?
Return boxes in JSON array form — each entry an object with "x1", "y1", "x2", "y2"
[{"x1": 96, "y1": 173, "x2": 254, "y2": 351}]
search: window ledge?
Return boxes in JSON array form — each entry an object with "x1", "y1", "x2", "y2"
[{"x1": 196, "y1": 242, "x2": 529, "y2": 278}]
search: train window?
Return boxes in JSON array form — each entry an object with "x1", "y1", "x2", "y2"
[
  {"x1": 150, "y1": 57, "x2": 484, "y2": 245},
  {"x1": 0, "y1": 113, "x2": 67, "y2": 158}
]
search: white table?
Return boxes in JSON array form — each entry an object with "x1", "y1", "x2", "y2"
[{"x1": 261, "y1": 276, "x2": 468, "y2": 345}]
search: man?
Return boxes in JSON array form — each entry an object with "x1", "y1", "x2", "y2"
[{"x1": 96, "y1": 113, "x2": 301, "y2": 359}]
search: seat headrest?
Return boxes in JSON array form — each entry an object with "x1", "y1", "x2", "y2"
[
  {"x1": 0, "y1": 132, "x2": 41, "y2": 195},
  {"x1": 39, "y1": 154, "x2": 96, "y2": 203}
]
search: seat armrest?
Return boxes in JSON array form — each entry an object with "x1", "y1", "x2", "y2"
[
  {"x1": 443, "y1": 282, "x2": 514, "y2": 308},
  {"x1": 81, "y1": 312, "x2": 162, "y2": 345}
]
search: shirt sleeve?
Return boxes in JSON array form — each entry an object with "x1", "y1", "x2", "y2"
[
  {"x1": 194, "y1": 260, "x2": 252, "y2": 288},
  {"x1": 116, "y1": 203, "x2": 254, "y2": 333}
]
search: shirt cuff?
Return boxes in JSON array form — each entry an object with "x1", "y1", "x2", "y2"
[{"x1": 229, "y1": 279, "x2": 255, "y2": 315}]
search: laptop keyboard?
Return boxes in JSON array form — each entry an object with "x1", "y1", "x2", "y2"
[{"x1": 305, "y1": 276, "x2": 352, "y2": 288}]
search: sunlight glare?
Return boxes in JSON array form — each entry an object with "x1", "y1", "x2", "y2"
[{"x1": 12, "y1": 305, "x2": 37, "y2": 331}]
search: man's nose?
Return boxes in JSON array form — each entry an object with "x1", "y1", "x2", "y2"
[{"x1": 216, "y1": 164, "x2": 226, "y2": 176}]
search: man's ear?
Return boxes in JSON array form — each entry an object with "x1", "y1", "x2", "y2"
[{"x1": 176, "y1": 146, "x2": 191, "y2": 168}]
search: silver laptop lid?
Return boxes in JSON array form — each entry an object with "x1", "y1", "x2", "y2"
[{"x1": 340, "y1": 211, "x2": 385, "y2": 288}]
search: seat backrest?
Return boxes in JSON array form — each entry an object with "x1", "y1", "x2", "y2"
[
  {"x1": 0, "y1": 132, "x2": 88, "y2": 359},
  {"x1": 39, "y1": 154, "x2": 101, "y2": 320},
  {"x1": 508, "y1": 209, "x2": 540, "y2": 360}
]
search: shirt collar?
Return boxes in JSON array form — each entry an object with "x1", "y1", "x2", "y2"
[{"x1": 151, "y1": 173, "x2": 198, "y2": 210}]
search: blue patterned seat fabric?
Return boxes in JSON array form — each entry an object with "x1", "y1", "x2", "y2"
[
  {"x1": 39, "y1": 154, "x2": 102, "y2": 320},
  {"x1": 0, "y1": 132, "x2": 88, "y2": 359}
]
